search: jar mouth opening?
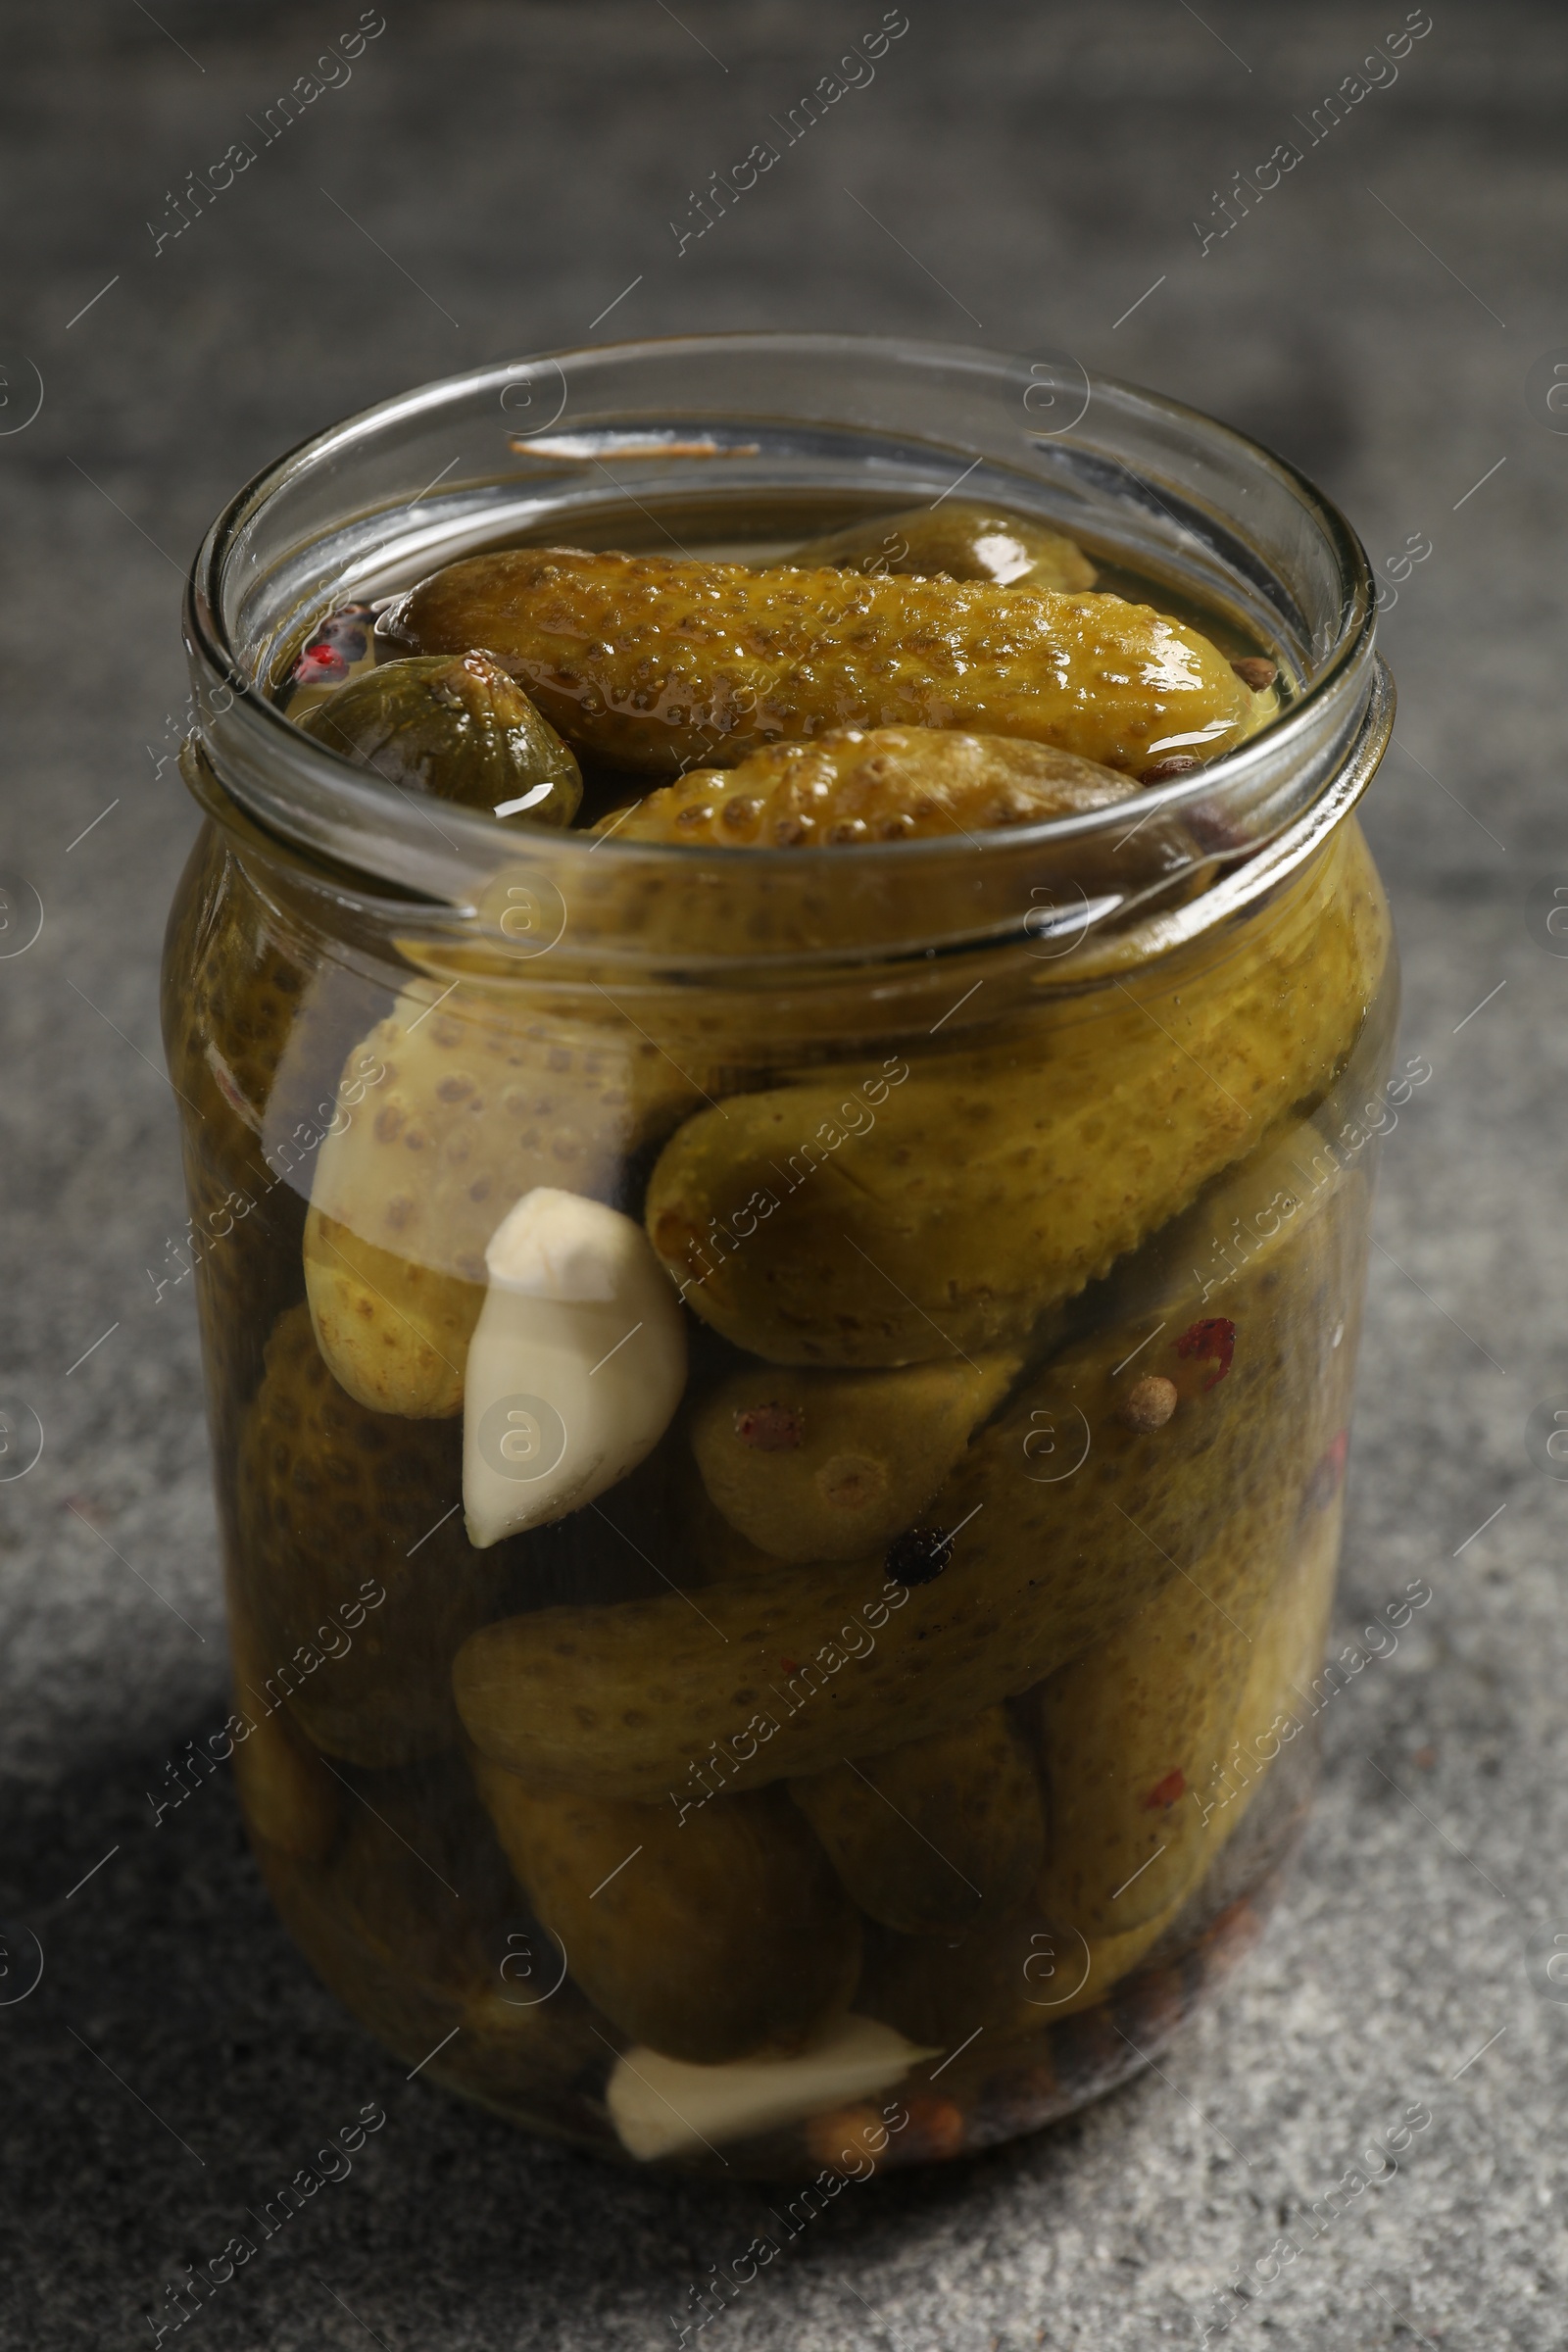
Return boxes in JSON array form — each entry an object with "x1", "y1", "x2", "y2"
[{"x1": 184, "y1": 331, "x2": 1383, "y2": 967}]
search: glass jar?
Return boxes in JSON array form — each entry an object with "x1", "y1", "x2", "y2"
[{"x1": 165, "y1": 334, "x2": 1396, "y2": 2177}]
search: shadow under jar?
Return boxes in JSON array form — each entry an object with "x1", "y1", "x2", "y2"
[{"x1": 165, "y1": 333, "x2": 1397, "y2": 2178}]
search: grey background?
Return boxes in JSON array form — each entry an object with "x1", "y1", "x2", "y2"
[{"x1": 1, "y1": 2, "x2": 1564, "y2": 2344}]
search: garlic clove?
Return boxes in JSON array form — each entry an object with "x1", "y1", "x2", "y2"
[
  {"x1": 605, "y1": 2014, "x2": 936, "y2": 2162},
  {"x1": 462, "y1": 1188, "x2": 686, "y2": 1548}
]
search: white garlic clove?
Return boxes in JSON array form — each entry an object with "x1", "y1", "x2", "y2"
[
  {"x1": 462, "y1": 1187, "x2": 686, "y2": 1548},
  {"x1": 605, "y1": 2014, "x2": 936, "y2": 2162}
]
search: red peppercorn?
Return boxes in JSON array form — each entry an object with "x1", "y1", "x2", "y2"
[
  {"x1": 294, "y1": 642, "x2": 349, "y2": 683},
  {"x1": 1175, "y1": 1316, "x2": 1236, "y2": 1389}
]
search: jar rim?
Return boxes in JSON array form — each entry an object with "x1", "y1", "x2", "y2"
[{"x1": 183, "y1": 330, "x2": 1385, "y2": 972}]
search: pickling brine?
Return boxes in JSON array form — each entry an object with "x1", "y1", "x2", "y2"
[{"x1": 167, "y1": 336, "x2": 1395, "y2": 2173}]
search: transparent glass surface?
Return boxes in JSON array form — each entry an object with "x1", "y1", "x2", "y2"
[{"x1": 164, "y1": 334, "x2": 1397, "y2": 2175}]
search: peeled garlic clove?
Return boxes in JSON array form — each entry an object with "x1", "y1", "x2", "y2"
[
  {"x1": 605, "y1": 2014, "x2": 935, "y2": 2162},
  {"x1": 462, "y1": 1187, "x2": 686, "y2": 1547}
]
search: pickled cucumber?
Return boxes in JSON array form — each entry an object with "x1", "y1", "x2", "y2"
[
  {"x1": 210, "y1": 463, "x2": 1395, "y2": 2161},
  {"x1": 237, "y1": 1304, "x2": 509, "y2": 1765},
  {"x1": 676, "y1": 1441, "x2": 783, "y2": 1585},
  {"x1": 787, "y1": 501, "x2": 1097, "y2": 593},
  {"x1": 789, "y1": 1705, "x2": 1047, "y2": 1934},
  {"x1": 162, "y1": 828, "x2": 344, "y2": 1446},
  {"x1": 455, "y1": 1159, "x2": 1335, "y2": 1799},
  {"x1": 1228, "y1": 1480, "x2": 1346, "y2": 1790},
  {"x1": 1031, "y1": 1208, "x2": 1364, "y2": 1936},
  {"x1": 316, "y1": 1756, "x2": 516, "y2": 1987},
  {"x1": 859, "y1": 1877, "x2": 1187, "y2": 2052},
  {"x1": 647, "y1": 822, "x2": 1390, "y2": 1365},
  {"x1": 599, "y1": 728, "x2": 1137, "y2": 848},
  {"x1": 860, "y1": 1497, "x2": 1347, "y2": 2047},
  {"x1": 376, "y1": 548, "x2": 1260, "y2": 778},
  {"x1": 691, "y1": 1351, "x2": 1021, "y2": 1564},
  {"x1": 298, "y1": 652, "x2": 582, "y2": 826},
  {"x1": 306, "y1": 982, "x2": 702, "y2": 1417},
  {"x1": 470, "y1": 1755, "x2": 860, "y2": 2064},
  {"x1": 304, "y1": 1215, "x2": 481, "y2": 1420},
  {"x1": 227, "y1": 1611, "x2": 340, "y2": 1860},
  {"x1": 1031, "y1": 1515, "x2": 1288, "y2": 1938},
  {"x1": 256, "y1": 1753, "x2": 609, "y2": 2102}
]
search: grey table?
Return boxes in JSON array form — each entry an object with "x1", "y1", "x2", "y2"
[{"x1": 2, "y1": 4, "x2": 1564, "y2": 2344}]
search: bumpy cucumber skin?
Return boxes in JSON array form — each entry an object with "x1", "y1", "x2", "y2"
[
  {"x1": 304, "y1": 986, "x2": 703, "y2": 1416},
  {"x1": 471, "y1": 1757, "x2": 861, "y2": 2065},
  {"x1": 790, "y1": 1704, "x2": 1048, "y2": 1934},
  {"x1": 255, "y1": 1755, "x2": 611, "y2": 2121},
  {"x1": 691, "y1": 1352, "x2": 1020, "y2": 1564},
  {"x1": 1031, "y1": 1186, "x2": 1366, "y2": 1937},
  {"x1": 314, "y1": 989, "x2": 701, "y2": 1281},
  {"x1": 378, "y1": 548, "x2": 1256, "y2": 778},
  {"x1": 646, "y1": 823, "x2": 1391, "y2": 1365},
  {"x1": 304, "y1": 1212, "x2": 482, "y2": 1419},
  {"x1": 859, "y1": 1496, "x2": 1347, "y2": 2049},
  {"x1": 600, "y1": 727, "x2": 1136, "y2": 849},
  {"x1": 454, "y1": 1151, "x2": 1345, "y2": 1801},
  {"x1": 237, "y1": 1304, "x2": 509, "y2": 1766}
]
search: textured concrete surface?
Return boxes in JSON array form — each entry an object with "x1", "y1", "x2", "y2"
[{"x1": 1, "y1": 3, "x2": 1565, "y2": 2344}]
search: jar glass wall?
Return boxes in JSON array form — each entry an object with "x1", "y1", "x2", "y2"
[{"x1": 165, "y1": 335, "x2": 1396, "y2": 2176}]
